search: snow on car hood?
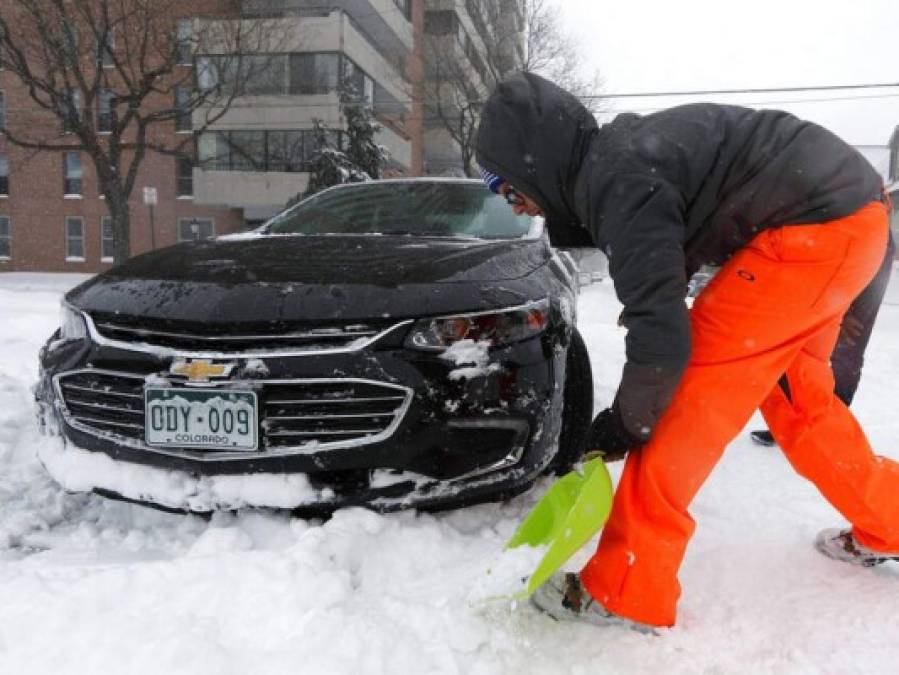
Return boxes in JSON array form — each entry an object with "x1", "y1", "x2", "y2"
[{"x1": 66, "y1": 235, "x2": 551, "y2": 324}]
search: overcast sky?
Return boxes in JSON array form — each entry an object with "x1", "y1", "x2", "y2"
[{"x1": 558, "y1": 0, "x2": 899, "y2": 146}]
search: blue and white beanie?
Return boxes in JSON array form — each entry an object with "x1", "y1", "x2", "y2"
[{"x1": 480, "y1": 168, "x2": 505, "y2": 194}]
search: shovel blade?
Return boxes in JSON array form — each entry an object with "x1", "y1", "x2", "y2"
[{"x1": 507, "y1": 457, "x2": 614, "y2": 596}]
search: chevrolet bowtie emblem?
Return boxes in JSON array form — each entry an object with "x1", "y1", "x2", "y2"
[{"x1": 170, "y1": 359, "x2": 234, "y2": 382}]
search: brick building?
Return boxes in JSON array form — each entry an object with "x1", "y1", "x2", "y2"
[{"x1": 0, "y1": 0, "x2": 251, "y2": 272}]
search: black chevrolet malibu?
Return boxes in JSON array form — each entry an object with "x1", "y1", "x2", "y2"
[{"x1": 35, "y1": 178, "x2": 593, "y2": 514}]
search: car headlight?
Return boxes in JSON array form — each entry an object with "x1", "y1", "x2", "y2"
[
  {"x1": 59, "y1": 302, "x2": 88, "y2": 340},
  {"x1": 405, "y1": 299, "x2": 551, "y2": 350}
]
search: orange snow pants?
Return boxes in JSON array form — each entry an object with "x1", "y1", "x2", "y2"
[{"x1": 580, "y1": 200, "x2": 899, "y2": 627}]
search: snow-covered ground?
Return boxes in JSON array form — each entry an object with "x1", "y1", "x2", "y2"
[{"x1": 1, "y1": 269, "x2": 898, "y2": 674}]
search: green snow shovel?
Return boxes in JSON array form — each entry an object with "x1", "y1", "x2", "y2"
[{"x1": 506, "y1": 455, "x2": 614, "y2": 598}]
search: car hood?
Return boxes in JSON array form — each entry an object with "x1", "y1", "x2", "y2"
[{"x1": 67, "y1": 235, "x2": 552, "y2": 324}]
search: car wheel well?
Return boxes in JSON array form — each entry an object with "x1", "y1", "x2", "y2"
[{"x1": 547, "y1": 326, "x2": 593, "y2": 475}]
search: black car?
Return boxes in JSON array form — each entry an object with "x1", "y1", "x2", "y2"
[{"x1": 35, "y1": 179, "x2": 593, "y2": 514}]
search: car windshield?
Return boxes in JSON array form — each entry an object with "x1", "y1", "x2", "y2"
[{"x1": 264, "y1": 182, "x2": 536, "y2": 239}]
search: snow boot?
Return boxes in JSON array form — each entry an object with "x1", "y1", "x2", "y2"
[
  {"x1": 750, "y1": 430, "x2": 777, "y2": 447},
  {"x1": 530, "y1": 572, "x2": 657, "y2": 635},
  {"x1": 815, "y1": 528, "x2": 899, "y2": 567}
]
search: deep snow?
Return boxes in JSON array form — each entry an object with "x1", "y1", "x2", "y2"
[{"x1": 1, "y1": 270, "x2": 898, "y2": 674}]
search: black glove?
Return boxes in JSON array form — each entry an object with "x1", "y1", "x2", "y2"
[{"x1": 584, "y1": 406, "x2": 643, "y2": 462}]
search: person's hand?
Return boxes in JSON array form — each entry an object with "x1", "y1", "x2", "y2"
[{"x1": 584, "y1": 406, "x2": 642, "y2": 462}]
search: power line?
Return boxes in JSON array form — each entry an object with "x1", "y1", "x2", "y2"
[
  {"x1": 616, "y1": 92, "x2": 899, "y2": 114},
  {"x1": 581, "y1": 82, "x2": 899, "y2": 99}
]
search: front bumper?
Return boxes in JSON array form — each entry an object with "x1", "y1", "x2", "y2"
[
  {"x1": 35, "y1": 433, "x2": 542, "y2": 514},
  {"x1": 36, "y1": 329, "x2": 565, "y2": 512}
]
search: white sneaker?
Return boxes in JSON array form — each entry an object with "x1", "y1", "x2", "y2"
[
  {"x1": 530, "y1": 572, "x2": 657, "y2": 635},
  {"x1": 815, "y1": 528, "x2": 899, "y2": 567}
]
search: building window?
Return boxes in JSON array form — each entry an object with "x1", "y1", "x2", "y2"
[
  {"x1": 289, "y1": 53, "x2": 339, "y2": 95},
  {"x1": 65, "y1": 216, "x2": 85, "y2": 260},
  {"x1": 425, "y1": 10, "x2": 457, "y2": 35},
  {"x1": 267, "y1": 130, "x2": 306, "y2": 172},
  {"x1": 101, "y1": 216, "x2": 114, "y2": 261},
  {"x1": 0, "y1": 90, "x2": 5, "y2": 131},
  {"x1": 0, "y1": 154, "x2": 8, "y2": 196},
  {"x1": 393, "y1": 0, "x2": 411, "y2": 20},
  {"x1": 196, "y1": 56, "x2": 219, "y2": 91},
  {"x1": 198, "y1": 132, "x2": 230, "y2": 171},
  {"x1": 342, "y1": 58, "x2": 373, "y2": 105},
  {"x1": 63, "y1": 89, "x2": 82, "y2": 133},
  {"x1": 175, "y1": 86, "x2": 191, "y2": 131},
  {"x1": 196, "y1": 52, "x2": 371, "y2": 98},
  {"x1": 464, "y1": 0, "x2": 489, "y2": 42},
  {"x1": 198, "y1": 129, "x2": 344, "y2": 173},
  {"x1": 178, "y1": 218, "x2": 214, "y2": 242},
  {"x1": 98, "y1": 29, "x2": 114, "y2": 67},
  {"x1": 177, "y1": 19, "x2": 193, "y2": 66},
  {"x1": 176, "y1": 154, "x2": 193, "y2": 196},
  {"x1": 198, "y1": 54, "x2": 288, "y2": 96},
  {"x1": 0, "y1": 216, "x2": 9, "y2": 260},
  {"x1": 64, "y1": 152, "x2": 83, "y2": 195},
  {"x1": 242, "y1": 54, "x2": 287, "y2": 96},
  {"x1": 98, "y1": 89, "x2": 115, "y2": 132},
  {"x1": 228, "y1": 130, "x2": 266, "y2": 171}
]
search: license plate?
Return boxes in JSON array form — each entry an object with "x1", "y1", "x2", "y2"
[{"x1": 145, "y1": 387, "x2": 258, "y2": 451}]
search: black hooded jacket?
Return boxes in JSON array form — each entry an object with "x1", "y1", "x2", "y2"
[{"x1": 476, "y1": 72, "x2": 883, "y2": 443}]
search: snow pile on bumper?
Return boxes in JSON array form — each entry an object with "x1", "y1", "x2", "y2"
[{"x1": 37, "y1": 437, "x2": 330, "y2": 512}]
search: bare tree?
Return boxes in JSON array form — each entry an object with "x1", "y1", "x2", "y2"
[
  {"x1": 421, "y1": 0, "x2": 602, "y2": 177},
  {"x1": 0, "y1": 0, "x2": 282, "y2": 262},
  {"x1": 516, "y1": 0, "x2": 602, "y2": 109},
  {"x1": 421, "y1": 43, "x2": 483, "y2": 177}
]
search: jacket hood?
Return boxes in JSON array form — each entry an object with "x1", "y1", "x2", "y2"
[{"x1": 476, "y1": 72, "x2": 597, "y2": 246}]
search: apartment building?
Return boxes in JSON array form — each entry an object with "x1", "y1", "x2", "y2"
[
  {"x1": 196, "y1": 0, "x2": 416, "y2": 222},
  {"x1": 421, "y1": 0, "x2": 525, "y2": 175}
]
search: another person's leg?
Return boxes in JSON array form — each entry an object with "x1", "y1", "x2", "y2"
[
  {"x1": 830, "y1": 233, "x2": 895, "y2": 405},
  {"x1": 751, "y1": 233, "x2": 895, "y2": 446},
  {"x1": 579, "y1": 203, "x2": 893, "y2": 627},
  {"x1": 761, "y1": 326, "x2": 899, "y2": 552}
]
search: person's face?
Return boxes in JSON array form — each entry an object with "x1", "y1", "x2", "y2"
[{"x1": 500, "y1": 183, "x2": 544, "y2": 217}]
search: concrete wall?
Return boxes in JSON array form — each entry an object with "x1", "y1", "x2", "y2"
[{"x1": 193, "y1": 169, "x2": 308, "y2": 217}]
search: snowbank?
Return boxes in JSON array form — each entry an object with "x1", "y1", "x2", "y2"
[{"x1": 2, "y1": 272, "x2": 899, "y2": 674}]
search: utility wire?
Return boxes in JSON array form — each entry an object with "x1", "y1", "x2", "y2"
[
  {"x1": 582, "y1": 82, "x2": 899, "y2": 99},
  {"x1": 616, "y1": 92, "x2": 899, "y2": 114}
]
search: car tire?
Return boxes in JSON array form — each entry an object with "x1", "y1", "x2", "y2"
[{"x1": 548, "y1": 327, "x2": 593, "y2": 475}]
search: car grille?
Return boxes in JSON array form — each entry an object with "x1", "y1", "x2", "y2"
[
  {"x1": 57, "y1": 371, "x2": 146, "y2": 440},
  {"x1": 55, "y1": 370, "x2": 411, "y2": 458},
  {"x1": 88, "y1": 314, "x2": 394, "y2": 353},
  {"x1": 262, "y1": 382, "x2": 409, "y2": 449}
]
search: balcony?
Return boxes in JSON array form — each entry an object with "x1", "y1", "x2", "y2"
[
  {"x1": 201, "y1": 10, "x2": 410, "y2": 128},
  {"x1": 192, "y1": 123, "x2": 411, "y2": 217},
  {"x1": 241, "y1": 0, "x2": 413, "y2": 55}
]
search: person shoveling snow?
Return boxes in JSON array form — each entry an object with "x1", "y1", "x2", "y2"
[{"x1": 477, "y1": 72, "x2": 899, "y2": 632}]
